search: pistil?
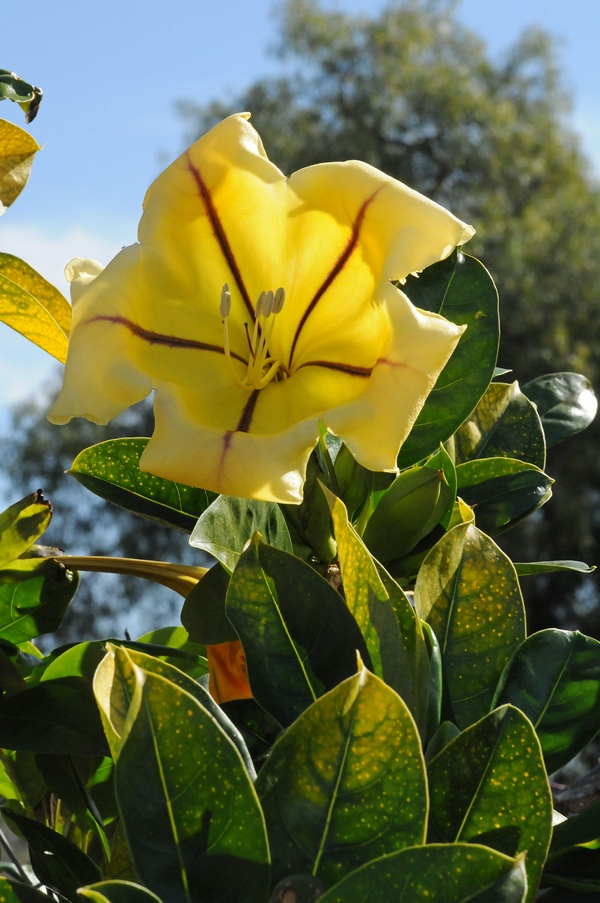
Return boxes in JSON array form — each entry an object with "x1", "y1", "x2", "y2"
[{"x1": 221, "y1": 284, "x2": 288, "y2": 391}]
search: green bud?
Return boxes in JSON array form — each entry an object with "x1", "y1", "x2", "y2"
[
  {"x1": 282, "y1": 454, "x2": 337, "y2": 563},
  {"x1": 362, "y1": 464, "x2": 452, "y2": 563}
]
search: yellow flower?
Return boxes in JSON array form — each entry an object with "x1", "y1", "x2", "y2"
[{"x1": 48, "y1": 113, "x2": 473, "y2": 503}]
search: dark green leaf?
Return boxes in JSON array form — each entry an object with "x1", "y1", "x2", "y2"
[
  {"x1": 190, "y1": 496, "x2": 292, "y2": 570},
  {"x1": 456, "y1": 457, "x2": 553, "y2": 535},
  {"x1": 317, "y1": 844, "x2": 527, "y2": 903},
  {"x1": 256, "y1": 665, "x2": 427, "y2": 887},
  {"x1": 0, "y1": 677, "x2": 109, "y2": 756},
  {"x1": 181, "y1": 563, "x2": 237, "y2": 644},
  {"x1": 550, "y1": 799, "x2": 600, "y2": 853},
  {"x1": 493, "y1": 629, "x2": 600, "y2": 773},
  {"x1": 0, "y1": 491, "x2": 52, "y2": 568},
  {"x1": 399, "y1": 251, "x2": 499, "y2": 468},
  {"x1": 226, "y1": 537, "x2": 370, "y2": 727},
  {"x1": 2, "y1": 809, "x2": 101, "y2": 902},
  {"x1": 454, "y1": 381, "x2": 545, "y2": 469},
  {"x1": 522, "y1": 372, "x2": 597, "y2": 447},
  {"x1": 514, "y1": 560, "x2": 595, "y2": 575},
  {"x1": 69, "y1": 439, "x2": 216, "y2": 532},
  {"x1": 115, "y1": 669, "x2": 270, "y2": 903},
  {"x1": 428, "y1": 704, "x2": 553, "y2": 903},
  {"x1": 0, "y1": 70, "x2": 42, "y2": 121},
  {"x1": 415, "y1": 523, "x2": 526, "y2": 729},
  {"x1": 542, "y1": 845, "x2": 600, "y2": 893},
  {"x1": 425, "y1": 720, "x2": 460, "y2": 764},
  {"x1": 220, "y1": 698, "x2": 282, "y2": 764},
  {"x1": 0, "y1": 557, "x2": 79, "y2": 643},
  {"x1": 78, "y1": 881, "x2": 163, "y2": 903}
]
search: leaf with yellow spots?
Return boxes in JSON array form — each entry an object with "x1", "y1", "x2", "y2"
[
  {"x1": 322, "y1": 487, "x2": 422, "y2": 704},
  {"x1": 69, "y1": 439, "x2": 216, "y2": 533},
  {"x1": 115, "y1": 668, "x2": 270, "y2": 903},
  {"x1": 256, "y1": 662, "x2": 427, "y2": 888},
  {"x1": 225, "y1": 535, "x2": 370, "y2": 727},
  {"x1": 427, "y1": 703, "x2": 553, "y2": 903},
  {"x1": 414, "y1": 523, "x2": 526, "y2": 729},
  {"x1": 454, "y1": 381, "x2": 545, "y2": 469},
  {"x1": 317, "y1": 843, "x2": 527, "y2": 902},
  {"x1": 0, "y1": 252, "x2": 70, "y2": 362},
  {"x1": 0, "y1": 119, "x2": 40, "y2": 211}
]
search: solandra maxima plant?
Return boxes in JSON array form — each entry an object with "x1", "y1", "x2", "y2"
[{"x1": 0, "y1": 87, "x2": 599, "y2": 903}]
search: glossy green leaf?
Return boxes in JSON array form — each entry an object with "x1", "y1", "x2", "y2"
[
  {"x1": 550, "y1": 799, "x2": 600, "y2": 853},
  {"x1": 428, "y1": 704, "x2": 553, "y2": 903},
  {"x1": 0, "y1": 119, "x2": 40, "y2": 213},
  {"x1": 191, "y1": 496, "x2": 292, "y2": 571},
  {"x1": 129, "y1": 626, "x2": 209, "y2": 680},
  {"x1": 0, "y1": 877, "x2": 51, "y2": 903},
  {"x1": 41, "y1": 640, "x2": 107, "y2": 684},
  {"x1": 0, "y1": 491, "x2": 52, "y2": 568},
  {"x1": 399, "y1": 251, "x2": 499, "y2": 468},
  {"x1": 69, "y1": 439, "x2": 215, "y2": 532},
  {"x1": 493, "y1": 629, "x2": 600, "y2": 773},
  {"x1": 282, "y1": 453, "x2": 337, "y2": 563},
  {"x1": 0, "y1": 677, "x2": 109, "y2": 756},
  {"x1": 115, "y1": 668, "x2": 270, "y2": 903},
  {"x1": 226, "y1": 537, "x2": 369, "y2": 726},
  {"x1": 181, "y1": 562, "x2": 237, "y2": 644},
  {"x1": 415, "y1": 523, "x2": 526, "y2": 729},
  {"x1": 324, "y1": 488, "x2": 410, "y2": 696},
  {"x1": 256, "y1": 664, "x2": 427, "y2": 887},
  {"x1": 78, "y1": 881, "x2": 163, "y2": 903},
  {"x1": 425, "y1": 720, "x2": 460, "y2": 764},
  {"x1": 522, "y1": 372, "x2": 597, "y2": 447},
  {"x1": 456, "y1": 457, "x2": 553, "y2": 535},
  {"x1": 514, "y1": 559, "x2": 595, "y2": 575},
  {"x1": 454, "y1": 381, "x2": 545, "y2": 469},
  {"x1": 0, "y1": 556, "x2": 79, "y2": 643},
  {"x1": 0, "y1": 70, "x2": 42, "y2": 121},
  {"x1": 362, "y1": 462, "x2": 452, "y2": 562},
  {"x1": 2, "y1": 809, "x2": 101, "y2": 901},
  {"x1": 318, "y1": 844, "x2": 527, "y2": 903}
]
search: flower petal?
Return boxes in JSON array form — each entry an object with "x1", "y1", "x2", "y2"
[
  {"x1": 140, "y1": 386, "x2": 319, "y2": 503},
  {"x1": 325, "y1": 281, "x2": 466, "y2": 472}
]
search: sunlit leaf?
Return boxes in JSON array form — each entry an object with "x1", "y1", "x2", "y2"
[
  {"x1": 414, "y1": 523, "x2": 525, "y2": 728},
  {"x1": 256, "y1": 664, "x2": 427, "y2": 887},
  {"x1": 428, "y1": 704, "x2": 552, "y2": 903},
  {"x1": 0, "y1": 119, "x2": 40, "y2": 211},
  {"x1": 69, "y1": 438, "x2": 215, "y2": 532},
  {"x1": 0, "y1": 490, "x2": 52, "y2": 568},
  {"x1": 318, "y1": 844, "x2": 527, "y2": 903}
]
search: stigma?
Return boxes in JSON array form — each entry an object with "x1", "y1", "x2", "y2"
[{"x1": 221, "y1": 284, "x2": 289, "y2": 391}]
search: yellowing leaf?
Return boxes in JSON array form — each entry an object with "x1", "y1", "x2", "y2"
[
  {"x1": 0, "y1": 253, "x2": 70, "y2": 361},
  {"x1": 0, "y1": 118, "x2": 40, "y2": 211}
]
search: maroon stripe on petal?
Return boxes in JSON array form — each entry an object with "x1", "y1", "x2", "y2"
[
  {"x1": 298, "y1": 359, "x2": 373, "y2": 378},
  {"x1": 236, "y1": 389, "x2": 260, "y2": 433},
  {"x1": 87, "y1": 315, "x2": 247, "y2": 364},
  {"x1": 186, "y1": 153, "x2": 255, "y2": 321},
  {"x1": 288, "y1": 187, "x2": 384, "y2": 368}
]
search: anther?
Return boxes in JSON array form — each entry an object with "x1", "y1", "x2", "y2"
[
  {"x1": 220, "y1": 284, "x2": 231, "y2": 319},
  {"x1": 256, "y1": 291, "x2": 266, "y2": 319},
  {"x1": 263, "y1": 290, "x2": 275, "y2": 318},
  {"x1": 273, "y1": 287, "x2": 285, "y2": 314}
]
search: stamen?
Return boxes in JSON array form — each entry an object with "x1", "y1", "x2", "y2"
[
  {"x1": 256, "y1": 291, "x2": 266, "y2": 319},
  {"x1": 263, "y1": 290, "x2": 274, "y2": 319},
  {"x1": 244, "y1": 322, "x2": 256, "y2": 359},
  {"x1": 220, "y1": 283, "x2": 231, "y2": 318},
  {"x1": 273, "y1": 287, "x2": 285, "y2": 314}
]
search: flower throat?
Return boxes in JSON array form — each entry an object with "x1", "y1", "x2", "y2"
[{"x1": 221, "y1": 283, "x2": 290, "y2": 390}]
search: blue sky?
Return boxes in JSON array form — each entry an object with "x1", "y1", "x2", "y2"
[{"x1": 1, "y1": 0, "x2": 600, "y2": 411}]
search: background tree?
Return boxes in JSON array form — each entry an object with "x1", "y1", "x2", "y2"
[{"x1": 4, "y1": 0, "x2": 600, "y2": 638}]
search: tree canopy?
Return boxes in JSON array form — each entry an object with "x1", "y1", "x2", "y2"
[{"x1": 4, "y1": 0, "x2": 600, "y2": 638}]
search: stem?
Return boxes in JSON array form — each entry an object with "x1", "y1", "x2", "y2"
[{"x1": 59, "y1": 556, "x2": 207, "y2": 597}]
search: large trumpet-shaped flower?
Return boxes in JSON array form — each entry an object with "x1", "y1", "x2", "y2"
[{"x1": 48, "y1": 113, "x2": 474, "y2": 503}]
